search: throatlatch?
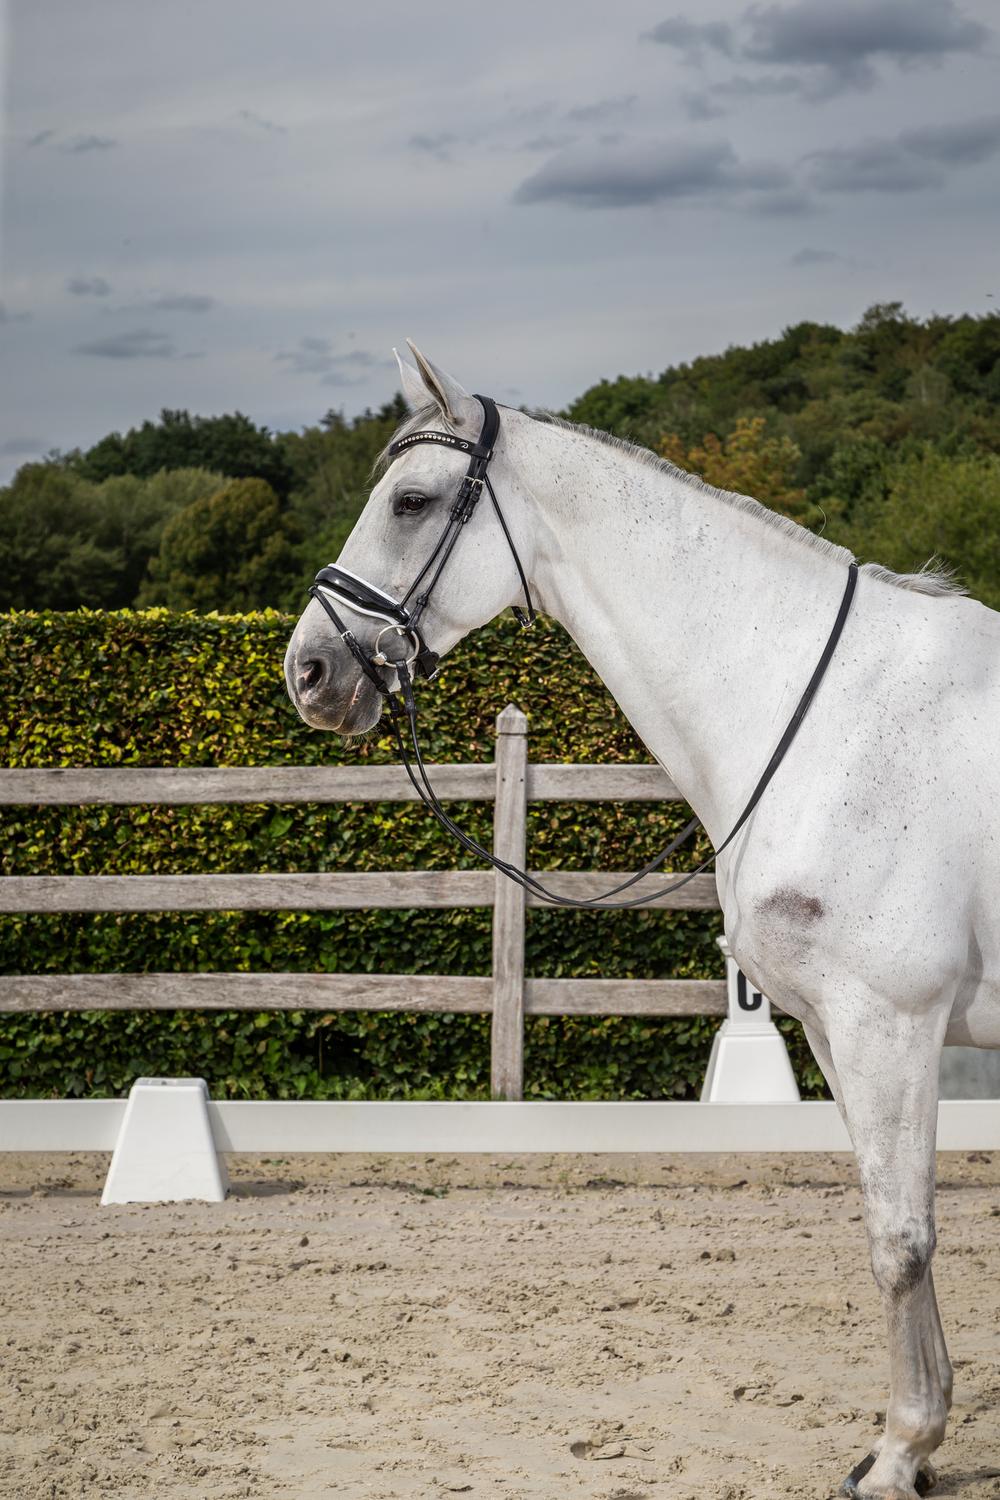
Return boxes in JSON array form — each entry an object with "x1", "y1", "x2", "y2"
[{"x1": 307, "y1": 396, "x2": 858, "y2": 910}]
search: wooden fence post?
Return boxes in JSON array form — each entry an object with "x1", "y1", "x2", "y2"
[{"x1": 490, "y1": 704, "x2": 528, "y2": 1100}]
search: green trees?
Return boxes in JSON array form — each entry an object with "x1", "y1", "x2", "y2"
[
  {"x1": 0, "y1": 463, "x2": 222, "y2": 609},
  {"x1": 0, "y1": 465, "x2": 116, "y2": 610},
  {"x1": 840, "y1": 450, "x2": 1000, "y2": 610},
  {"x1": 76, "y1": 409, "x2": 293, "y2": 498},
  {"x1": 140, "y1": 478, "x2": 301, "y2": 613},
  {"x1": 282, "y1": 396, "x2": 407, "y2": 564},
  {"x1": 565, "y1": 375, "x2": 669, "y2": 439},
  {"x1": 4, "y1": 306, "x2": 1000, "y2": 613}
]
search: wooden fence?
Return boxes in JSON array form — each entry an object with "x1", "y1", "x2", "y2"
[{"x1": 0, "y1": 705, "x2": 725, "y2": 1100}]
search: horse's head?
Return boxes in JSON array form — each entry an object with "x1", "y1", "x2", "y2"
[{"x1": 285, "y1": 342, "x2": 533, "y2": 734}]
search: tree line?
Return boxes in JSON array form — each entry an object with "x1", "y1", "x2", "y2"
[{"x1": 3, "y1": 302, "x2": 1000, "y2": 613}]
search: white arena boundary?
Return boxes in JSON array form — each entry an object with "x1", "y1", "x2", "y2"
[{"x1": 7, "y1": 1097, "x2": 1000, "y2": 1155}]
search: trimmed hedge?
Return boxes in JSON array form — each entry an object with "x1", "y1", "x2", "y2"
[{"x1": 0, "y1": 610, "x2": 825, "y2": 1099}]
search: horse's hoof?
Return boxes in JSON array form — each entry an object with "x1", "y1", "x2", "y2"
[{"x1": 840, "y1": 1451, "x2": 936, "y2": 1498}]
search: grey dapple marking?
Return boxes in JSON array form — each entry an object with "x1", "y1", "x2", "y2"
[{"x1": 287, "y1": 341, "x2": 1000, "y2": 1499}]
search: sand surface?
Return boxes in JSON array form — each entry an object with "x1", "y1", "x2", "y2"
[{"x1": 3, "y1": 1150, "x2": 1000, "y2": 1499}]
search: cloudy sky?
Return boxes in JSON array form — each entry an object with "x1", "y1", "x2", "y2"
[{"x1": 1, "y1": 0, "x2": 998, "y2": 481}]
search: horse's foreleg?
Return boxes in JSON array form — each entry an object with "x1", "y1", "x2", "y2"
[
  {"x1": 807, "y1": 1015, "x2": 954, "y2": 1439},
  {"x1": 823, "y1": 1002, "x2": 950, "y2": 1500},
  {"x1": 804, "y1": 1021, "x2": 845, "y2": 1112}
]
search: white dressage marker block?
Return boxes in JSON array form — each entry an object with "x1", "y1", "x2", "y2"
[
  {"x1": 101, "y1": 1077, "x2": 228, "y2": 1206},
  {"x1": 701, "y1": 938, "x2": 800, "y2": 1103}
]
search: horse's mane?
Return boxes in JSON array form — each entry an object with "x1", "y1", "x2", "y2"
[{"x1": 379, "y1": 403, "x2": 964, "y2": 599}]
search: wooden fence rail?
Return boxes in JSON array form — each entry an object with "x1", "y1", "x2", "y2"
[{"x1": 0, "y1": 705, "x2": 724, "y2": 1099}]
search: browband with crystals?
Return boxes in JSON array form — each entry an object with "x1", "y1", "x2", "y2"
[{"x1": 388, "y1": 429, "x2": 479, "y2": 455}]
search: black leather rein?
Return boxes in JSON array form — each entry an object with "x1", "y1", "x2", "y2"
[{"x1": 307, "y1": 395, "x2": 859, "y2": 910}]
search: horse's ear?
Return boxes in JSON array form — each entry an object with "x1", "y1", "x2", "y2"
[
  {"x1": 405, "y1": 339, "x2": 480, "y2": 430},
  {"x1": 393, "y1": 348, "x2": 430, "y2": 413}
]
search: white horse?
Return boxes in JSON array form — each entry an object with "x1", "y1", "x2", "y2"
[{"x1": 286, "y1": 342, "x2": 1000, "y2": 1499}]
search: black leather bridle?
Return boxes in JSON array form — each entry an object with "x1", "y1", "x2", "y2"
[
  {"x1": 310, "y1": 396, "x2": 533, "y2": 692},
  {"x1": 307, "y1": 396, "x2": 858, "y2": 909}
]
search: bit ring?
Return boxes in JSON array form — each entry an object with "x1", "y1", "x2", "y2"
[{"x1": 372, "y1": 624, "x2": 421, "y2": 668}]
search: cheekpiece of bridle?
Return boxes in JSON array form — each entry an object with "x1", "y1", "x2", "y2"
[{"x1": 306, "y1": 395, "x2": 859, "y2": 910}]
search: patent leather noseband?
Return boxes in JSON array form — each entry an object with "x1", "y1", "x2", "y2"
[{"x1": 305, "y1": 396, "x2": 858, "y2": 909}]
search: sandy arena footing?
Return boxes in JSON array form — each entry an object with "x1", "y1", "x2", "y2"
[{"x1": 3, "y1": 1151, "x2": 1000, "y2": 1499}]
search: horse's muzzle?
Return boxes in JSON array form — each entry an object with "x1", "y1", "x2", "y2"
[{"x1": 285, "y1": 644, "x2": 384, "y2": 735}]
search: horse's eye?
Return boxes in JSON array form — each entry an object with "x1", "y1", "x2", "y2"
[{"x1": 399, "y1": 493, "x2": 427, "y2": 514}]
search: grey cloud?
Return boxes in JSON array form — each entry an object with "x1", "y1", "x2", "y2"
[
  {"x1": 24, "y1": 128, "x2": 115, "y2": 153},
  {"x1": 650, "y1": 1, "x2": 990, "y2": 101},
  {"x1": 60, "y1": 134, "x2": 117, "y2": 153},
  {"x1": 275, "y1": 339, "x2": 382, "y2": 384},
  {"x1": 521, "y1": 133, "x2": 578, "y2": 152},
  {"x1": 807, "y1": 113, "x2": 1000, "y2": 193},
  {"x1": 566, "y1": 94, "x2": 637, "y2": 123},
  {"x1": 238, "y1": 108, "x2": 287, "y2": 134},
  {"x1": 409, "y1": 100, "x2": 616, "y2": 164},
  {"x1": 643, "y1": 16, "x2": 734, "y2": 62},
  {"x1": 502, "y1": 102, "x2": 557, "y2": 128},
  {"x1": 683, "y1": 71, "x2": 803, "y2": 116},
  {"x1": 743, "y1": 0, "x2": 990, "y2": 91},
  {"x1": 276, "y1": 336, "x2": 336, "y2": 374},
  {"x1": 901, "y1": 113, "x2": 1000, "y2": 164},
  {"x1": 514, "y1": 139, "x2": 734, "y2": 208},
  {"x1": 320, "y1": 351, "x2": 383, "y2": 387},
  {"x1": 791, "y1": 246, "x2": 842, "y2": 265},
  {"x1": 718, "y1": 72, "x2": 803, "y2": 98},
  {"x1": 513, "y1": 137, "x2": 790, "y2": 209},
  {"x1": 147, "y1": 293, "x2": 215, "y2": 313},
  {"x1": 73, "y1": 328, "x2": 177, "y2": 359},
  {"x1": 0, "y1": 437, "x2": 45, "y2": 457},
  {"x1": 750, "y1": 189, "x2": 814, "y2": 216},
  {"x1": 0, "y1": 302, "x2": 31, "y2": 323},
  {"x1": 807, "y1": 140, "x2": 942, "y2": 193},
  {"x1": 409, "y1": 131, "x2": 458, "y2": 161},
  {"x1": 67, "y1": 275, "x2": 112, "y2": 296},
  {"x1": 681, "y1": 93, "x2": 728, "y2": 121}
]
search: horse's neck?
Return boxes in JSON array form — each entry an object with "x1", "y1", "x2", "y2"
[{"x1": 516, "y1": 417, "x2": 853, "y2": 843}]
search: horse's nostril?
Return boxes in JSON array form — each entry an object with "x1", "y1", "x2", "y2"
[{"x1": 299, "y1": 658, "x2": 325, "y2": 693}]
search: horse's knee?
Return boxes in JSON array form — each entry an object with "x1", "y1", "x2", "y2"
[{"x1": 868, "y1": 1218, "x2": 936, "y2": 1299}]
